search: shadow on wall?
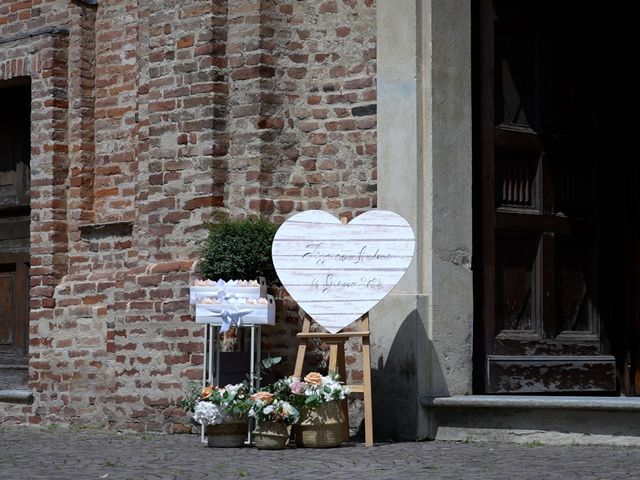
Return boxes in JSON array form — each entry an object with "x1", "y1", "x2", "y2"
[{"x1": 363, "y1": 306, "x2": 448, "y2": 442}]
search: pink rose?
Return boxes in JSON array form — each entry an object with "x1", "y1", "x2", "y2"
[{"x1": 290, "y1": 381, "x2": 308, "y2": 395}]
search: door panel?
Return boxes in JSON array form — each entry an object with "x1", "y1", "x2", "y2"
[
  {"x1": 474, "y1": 0, "x2": 619, "y2": 393},
  {"x1": 0, "y1": 271, "x2": 16, "y2": 346},
  {"x1": 0, "y1": 81, "x2": 30, "y2": 376},
  {"x1": 0, "y1": 256, "x2": 28, "y2": 365}
]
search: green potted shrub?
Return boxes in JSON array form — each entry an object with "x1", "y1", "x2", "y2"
[{"x1": 199, "y1": 216, "x2": 279, "y2": 285}]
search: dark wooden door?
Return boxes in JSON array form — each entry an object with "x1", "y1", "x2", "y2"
[
  {"x1": 473, "y1": 1, "x2": 635, "y2": 393},
  {"x1": 0, "y1": 81, "x2": 31, "y2": 388}
]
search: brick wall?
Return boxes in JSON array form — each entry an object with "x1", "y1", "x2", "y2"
[{"x1": 0, "y1": 0, "x2": 376, "y2": 433}]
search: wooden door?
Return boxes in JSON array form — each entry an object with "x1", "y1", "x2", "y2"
[
  {"x1": 473, "y1": 1, "x2": 626, "y2": 393},
  {"x1": 0, "y1": 81, "x2": 31, "y2": 388}
]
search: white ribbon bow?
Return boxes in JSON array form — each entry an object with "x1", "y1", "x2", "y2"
[{"x1": 205, "y1": 306, "x2": 255, "y2": 332}]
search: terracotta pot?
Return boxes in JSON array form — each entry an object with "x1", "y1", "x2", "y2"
[
  {"x1": 206, "y1": 419, "x2": 248, "y2": 447},
  {"x1": 252, "y1": 421, "x2": 289, "y2": 450},
  {"x1": 294, "y1": 401, "x2": 346, "y2": 448}
]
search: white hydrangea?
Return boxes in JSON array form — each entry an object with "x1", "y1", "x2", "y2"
[{"x1": 192, "y1": 401, "x2": 228, "y2": 426}]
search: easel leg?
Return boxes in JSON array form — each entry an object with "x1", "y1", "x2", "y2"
[
  {"x1": 293, "y1": 316, "x2": 311, "y2": 378},
  {"x1": 362, "y1": 333, "x2": 373, "y2": 446},
  {"x1": 328, "y1": 343, "x2": 339, "y2": 372}
]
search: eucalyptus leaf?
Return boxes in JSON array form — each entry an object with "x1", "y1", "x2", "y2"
[
  {"x1": 261, "y1": 356, "x2": 283, "y2": 370},
  {"x1": 305, "y1": 394, "x2": 319, "y2": 405}
]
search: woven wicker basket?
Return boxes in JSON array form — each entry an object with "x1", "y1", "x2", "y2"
[
  {"x1": 252, "y1": 421, "x2": 290, "y2": 450},
  {"x1": 206, "y1": 420, "x2": 248, "y2": 447},
  {"x1": 295, "y1": 401, "x2": 346, "y2": 448}
]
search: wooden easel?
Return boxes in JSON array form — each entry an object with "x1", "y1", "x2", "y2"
[{"x1": 293, "y1": 313, "x2": 374, "y2": 447}]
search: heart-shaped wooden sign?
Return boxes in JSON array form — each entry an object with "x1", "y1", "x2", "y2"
[{"x1": 272, "y1": 210, "x2": 415, "y2": 333}]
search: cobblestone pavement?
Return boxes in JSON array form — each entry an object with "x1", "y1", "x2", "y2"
[{"x1": 2, "y1": 426, "x2": 640, "y2": 480}]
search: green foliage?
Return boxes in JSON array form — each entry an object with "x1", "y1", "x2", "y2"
[
  {"x1": 305, "y1": 394, "x2": 320, "y2": 405},
  {"x1": 260, "y1": 355, "x2": 282, "y2": 371},
  {"x1": 245, "y1": 355, "x2": 282, "y2": 389},
  {"x1": 199, "y1": 217, "x2": 280, "y2": 285},
  {"x1": 180, "y1": 382, "x2": 202, "y2": 413}
]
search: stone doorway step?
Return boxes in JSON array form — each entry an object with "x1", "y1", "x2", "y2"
[
  {"x1": 0, "y1": 365, "x2": 31, "y2": 403},
  {"x1": 422, "y1": 395, "x2": 640, "y2": 446}
]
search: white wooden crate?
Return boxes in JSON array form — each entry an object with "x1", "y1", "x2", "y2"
[
  {"x1": 195, "y1": 295, "x2": 275, "y2": 326},
  {"x1": 189, "y1": 277, "x2": 267, "y2": 304}
]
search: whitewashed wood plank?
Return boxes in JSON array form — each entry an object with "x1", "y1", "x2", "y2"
[
  {"x1": 275, "y1": 269, "x2": 407, "y2": 292},
  {"x1": 287, "y1": 209, "x2": 411, "y2": 227},
  {"x1": 273, "y1": 242, "x2": 413, "y2": 270},
  {"x1": 272, "y1": 240, "x2": 415, "y2": 255},
  {"x1": 272, "y1": 256, "x2": 414, "y2": 270},
  {"x1": 298, "y1": 300, "x2": 382, "y2": 315},
  {"x1": 274, "y1": 223, "x2": 414, "y2": 241},
  {"x1": 280, "y1": 284, "x2": 400, "y2": 302}
]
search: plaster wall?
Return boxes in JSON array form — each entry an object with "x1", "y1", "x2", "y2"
[{"x1": 374, "y1": 0, "x2": 473, "y2": 440}]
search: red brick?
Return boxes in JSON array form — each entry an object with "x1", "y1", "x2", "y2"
[
  {"x1": 183, "y1": 195, "x2": 224, "y2": 210},
  {"x1": 177, "y1": 35, "x2": 195, "y2": 48},
  {"x1": 319, "y1": 1, "x2": 338, "y2": 14}
]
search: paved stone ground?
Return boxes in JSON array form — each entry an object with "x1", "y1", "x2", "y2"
[{"x1": 1, "y1": 426, "x2": 640, "y2": 479}]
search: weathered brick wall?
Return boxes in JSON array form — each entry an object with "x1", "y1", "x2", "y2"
[
  {"x1": 0, "y1": 0, "x2": 376, "y2": 433},
  {"x1": 1, "y1": 0, "x2": 91, "y2": 424},
  {"x1": 221, "y1": 0, "x2": 376, "y2": 220}
]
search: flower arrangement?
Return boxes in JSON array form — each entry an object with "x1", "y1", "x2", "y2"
[
  {"x1": 181, "y1": 370, "x2": 350, "y2": 448},
  {"x1": 283, "y1": 371, "x2": 350, "y2": 410},
  {"x1": 248, "y1": 391, "x2": 300, "y2": 425},
  {"x1": 186, "y1": 382, "x2": 252, "y2": 426}
]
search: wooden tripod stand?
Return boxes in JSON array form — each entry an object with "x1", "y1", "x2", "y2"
[{"x1": 293, "y1": 313, "x2": 374, "y2": 446}]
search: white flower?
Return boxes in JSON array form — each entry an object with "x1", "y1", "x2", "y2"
[
  {"x1": 193, "y1": 401, "x2": 223, "y2": 426},
  {"x1": 279, "y1": 401, "x2": 300, "y2": 423},
  {"x1": 225, "y1": 383, "x2": 241, "y2": 395}
]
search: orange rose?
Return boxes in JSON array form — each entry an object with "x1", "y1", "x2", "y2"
[
  {"x1": 251, "y1": 391, "x2": 274, "y2": 403},
  {"x1": 304, "y1": 372, "x2": 323, "y2": 385},
  {"x1": 201, "y1": 386, "x2": 214, "y2": 400}
]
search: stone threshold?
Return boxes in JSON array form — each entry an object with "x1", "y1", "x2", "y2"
[
  {"x1": 0, "y1": 389, "x2": 33, "y2": 403},
  {"x1": 420, "y1": 395, "x2": 640, "y2": 411}
]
